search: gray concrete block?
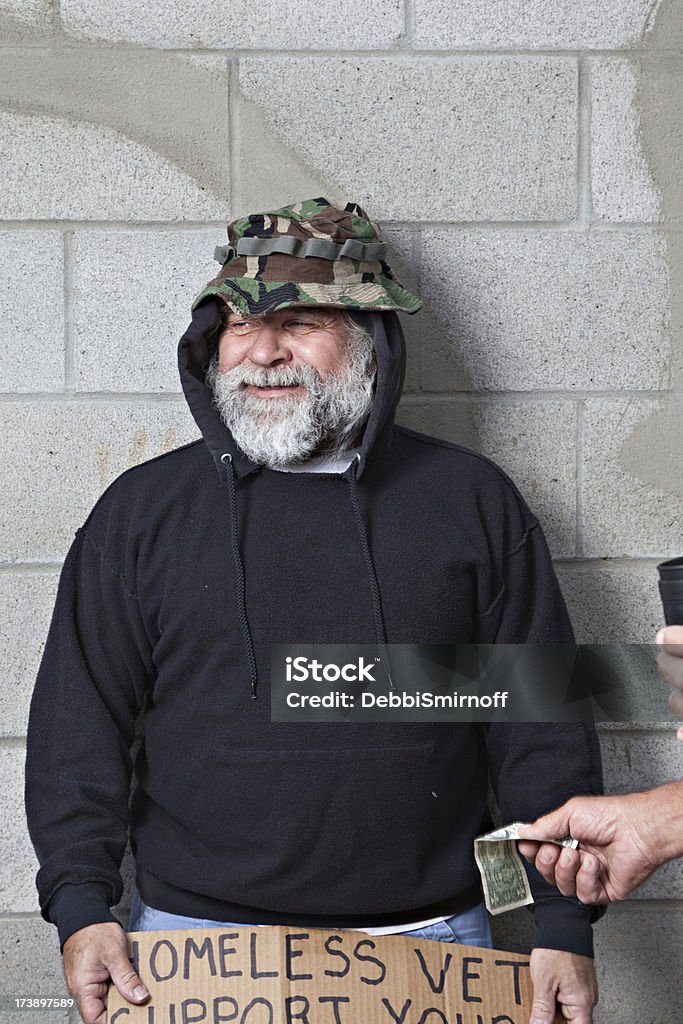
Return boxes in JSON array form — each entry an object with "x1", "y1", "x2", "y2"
[
  {"x1": 591, "y1": 59, "x2": 662, "y2": 222},
  {"x1": 0, "y1": 50, "x2": 231, "y2": 222},
  {"x1": 233, "y1": 92, "x2": 340, "y2": 216},
  {"x1": 0, "y1": 0, "x2": 54, "y2": 43},
  {"x1": 416, "y1": 313, "x2": 471, "y2": 392},
  {"x1": 600, "y1": 730, "x2": 682, "y2": 794},
  {"x1": 593, "y1": 904, "x2": 683, "y2": 1022},
  {"x1": 420, "y1": 229, "x2": 670, "y2": 391},
  {"x1": 0, "y1": 111, "x2": 226, "y2": 222},
  {"x1": 414, "y1": 0, "x2": 655, "y2": 49},
  {"x1": 396, "y1": 398, "x2": 478, "y2": 450},
  {"x1": 474, "y1": 400, "x2": 576, "y2": 558},
  {"x1": 0, "y1": 574, "x2": 59, "y2": 738},
  {"x1": 382, "y1": 229, "x2": 420, "y2": 394},
  {"x1": 397, "y1": 398, "x2": 576, "y2": 556},
  {"x1": 557, "y1": 564, "x2": 665, "y2": 644},
  {"x1": 238, "y1": 58, "x2": 578, "y2": 222},
  {"x1": 580, "y1": 644, "x2": 673, "y2": 731},
  {"x1": 631, "y1": 851, "x2": 683, "y2": 901},
  {"x1": 582, "y1": 397, "x2": 683, "y2": 558},
  {"x1": 0, "y1": 917, "x2": 70, "y2": 1024},
  {"x1": 643, "y1": 1, "x2": 683, "y2": 49},
  {"x1": 61, "y1": 0, "x2": 403, "y2": 48},
  {"x1": 0, "y1": 233, "x2": 64, "y2": 394},
  {"x1": 0, "y1": 402, "x2": 199, "y2": 562},
  {"x1": 0, "y1": 746, "x2": 40, "y2": 914},
  {"x1": 626, "y1": 54, "x2": 683, "y2": 223},
  {"x1": 73, "y1": 230, "x2": 220, "y2": 392}
]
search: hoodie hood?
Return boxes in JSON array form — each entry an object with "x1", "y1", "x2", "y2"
[
  {"x1": 177, "y1": 298, "x2": 408, "y2": 698},
  {"x1": 177, "y1": 297, "x2": 407, "y2": 481}
]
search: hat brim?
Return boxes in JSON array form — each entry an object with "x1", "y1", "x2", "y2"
[{"x1": 191, "y1": 277, "x2": 422, "y2": 317}]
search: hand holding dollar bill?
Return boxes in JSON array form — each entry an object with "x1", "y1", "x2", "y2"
[{"x1": 474, "y1": 822, "x2": 578, "y2": 915}]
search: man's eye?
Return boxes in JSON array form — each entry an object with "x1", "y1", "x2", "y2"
[
  {"x1": 286, "y1": 320, "x2": 319, "y2": 331},
  {"x1": 227, "y1": 320, "x2": 257, "y2": 331}
]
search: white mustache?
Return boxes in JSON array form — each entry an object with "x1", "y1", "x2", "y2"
[{"x1": 223, "y1": 364, "x2": 323, "y2": 390}]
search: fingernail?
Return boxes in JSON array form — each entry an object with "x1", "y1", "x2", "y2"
[
  {"x1": 656, "y1": 628, "x2": 666, "y2": 645},
  {"x1": 539, "y1": 849, "x2": 553, "y2": 864},
  {"x1": 133, "y1": 986, "x2": 149, "y2": 1001}
]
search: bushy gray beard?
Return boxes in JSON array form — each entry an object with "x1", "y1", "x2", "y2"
[{"x1": 205, "y1": 330, "x2": 376, "y2": 468}]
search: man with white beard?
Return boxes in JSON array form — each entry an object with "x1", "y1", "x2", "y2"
[
  {"x1": 204, "y1": 306, "x2": 376, "y2": 469},
  {"x1": 26, "y1": 198, "x2": 603, "y2": 1024}
]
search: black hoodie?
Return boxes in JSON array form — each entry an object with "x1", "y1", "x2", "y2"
[{"x1": 25, "y1": 301, "x2": 603, "y2": 955}]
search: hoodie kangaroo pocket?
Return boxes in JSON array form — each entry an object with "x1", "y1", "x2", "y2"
[{"x1": 195, "y1": 740, "x2": 437, "y2": 911}]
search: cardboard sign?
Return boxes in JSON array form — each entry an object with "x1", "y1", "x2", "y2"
[{"x1": 106, "y1": 926, "x2": 553, "y2": 1024}]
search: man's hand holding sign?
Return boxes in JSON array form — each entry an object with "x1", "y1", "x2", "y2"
[{"x1": 104, "y1": 926, "x2": 567, "y2": 1024}]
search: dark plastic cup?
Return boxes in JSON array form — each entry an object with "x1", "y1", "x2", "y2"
[{"x1": 657, "y1": 557, "x2": 683, "y2": 625}]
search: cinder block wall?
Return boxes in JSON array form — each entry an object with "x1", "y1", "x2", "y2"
[{"x1": 2, "y1": 3, "x2": 682, "y2": 1022}]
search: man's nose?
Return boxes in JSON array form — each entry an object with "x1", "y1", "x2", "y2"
[{"x1": 245, "y1": 323, "x2": 292, "y2": 366}]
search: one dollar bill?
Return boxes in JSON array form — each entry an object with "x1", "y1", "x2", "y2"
[{"x1": 474, "y1": 822, "x2": 578, "y2": 915}]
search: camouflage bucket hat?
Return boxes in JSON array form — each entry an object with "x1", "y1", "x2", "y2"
[{"x1": 191, "y1": 196, "x2": 422, "y2": 317}]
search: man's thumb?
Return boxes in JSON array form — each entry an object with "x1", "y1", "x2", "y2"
[
  {"x1": 529, "y1": 990, "x2": 557, "y2": 1024},
  {"x1": 518, "y1": 803, "x2": 572, "y2": 842},
  {"x1": 106, "y1": 954, "x2": 149, "y2": 1004}
]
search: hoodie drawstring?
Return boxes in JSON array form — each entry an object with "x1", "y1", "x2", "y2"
[
  {"x1": 221, "y1": 453, "x2": 258, "y2": 699},
  {"x1": 348, "y1": 455, "x2": 394, "y2": 687},
  {"x1": 221, "y1": 451, "x2": 392, "y2": 699}
]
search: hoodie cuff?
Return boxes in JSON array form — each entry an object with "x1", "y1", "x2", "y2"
[
  {"x1": 532, "y1": 898, "x2": 596, "y2": 958},
  {"x1": 44, "y1": 883, "x2": 119, "y2": 954}
]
